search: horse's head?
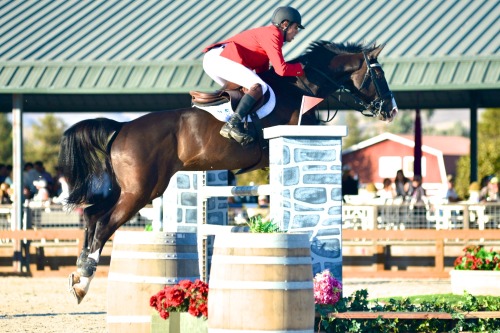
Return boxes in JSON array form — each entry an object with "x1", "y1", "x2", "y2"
[{"x1": 297, "y1": 41, "x2": 398, "y2": 122}]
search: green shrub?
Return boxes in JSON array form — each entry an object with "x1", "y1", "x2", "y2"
[
  {"x1": 316, "y1": 290, "x2": 500, "y2": 332},
  {"x1": 247, "y1": 215, "x2": 281, "y2": 233}
]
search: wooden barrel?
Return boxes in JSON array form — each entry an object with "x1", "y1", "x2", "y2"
[
  {"x1": 107, "y1": 231, "x2": 200, "y2": 333},
  {"x1": 208, "y1": 233, "x2": 314, "y2": 332}
]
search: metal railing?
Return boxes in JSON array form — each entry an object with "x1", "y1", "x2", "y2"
[
  {"x1": 0, "y1": 203, "x2": 152, "y2": 231},
  {"x1": 343, "y1": 202, "x2": 500, "y2": 230},
  {"x1": 2, "y1": 202, "x2": 500, "y2": 232}
]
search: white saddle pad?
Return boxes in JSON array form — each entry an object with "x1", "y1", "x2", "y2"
[{"x1": 193, "y1": 86, "x2": 276, "y2": 122}]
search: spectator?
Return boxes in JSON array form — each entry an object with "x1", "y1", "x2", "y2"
[
  {"x1": 444, "y1": 175, "x2": 460, "y2": 203},
  {"x1": 0, "y1": 164, "x2": 6, "y2": 184},
  {"x1": 4, "y1": 165, "x2": 13, "y2": 186},
  {"x1": 409, "y1": 175, "x2": 427, "y2": 227},
  {"x1": 342, "y1": 165, "x2": 359, "y2": 197},
  {"x1": 23, "y1": 186, "x2": 33, "y2": 201},
  {"x1": 258, "y1": 195, "x2": 269, "y2": 207},
  {"x1": 468, "y1": 181, "x2": 480, "y2": 203},
  {"x1": 394, "y1": 169, "x2": 412, "y2": 199},
  {"x1": 24, "y1": 162, "x2": 42, "y2": 194},
  {"x1": 0, "y1": 183, "x2": 12, "y2": 204},
  {"x1": 377, "y1": 178, "x2": 396, "y2": 200},
  {"x1": 34, "y1": 161, "x2": 54, "y2": 195},
  {"x1": 52, "y1": 175, "x2": 69, "y2": 205},
  {"x1": 32, "y1": 179, "x2": 50, "y2": 204},
  {"x1": 479, "y1": 176, "x2": 499, "y2": 202}
]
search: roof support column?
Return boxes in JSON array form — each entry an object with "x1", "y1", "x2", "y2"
[
  {"x1": 470, "y1": 95, "x2": 478, "y2": 183},
  {"x1": 414, "y1": 108, "x2": 422, "y2": 177},
  {"x1": 12, "y1": 94, "x2": 23, "y2": 231},
  {"x1": 12, "y1": 94, "x2": 25, "y2": 273}
]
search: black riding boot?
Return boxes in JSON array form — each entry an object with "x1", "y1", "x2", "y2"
[{"x1": 220, "y1": 93, "x2": 257, "y2": 145}]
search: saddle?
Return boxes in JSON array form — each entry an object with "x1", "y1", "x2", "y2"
[
  {"x1": 190, "y1": 85, "x2": 269, "y2": 114},
  {"x1": 190, "y1": 88, "x2": 244, "y2": 111}
]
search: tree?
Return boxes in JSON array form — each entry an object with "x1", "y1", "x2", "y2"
[
  {"x1": 24, "y1": 114, "x2": 67, "y2": 174},
  {"x1": 0, "y1": 114, "x2": 13, "y2": 164},
  {"x1": 455, "y1": 108, "x2": 500, "y2": 198},
  {"x1": 343, "y1": 112, "x2": 368, "y2": 148},
  {"x1": 388, "y1": 110, "x2": 418, "y2": 134}
]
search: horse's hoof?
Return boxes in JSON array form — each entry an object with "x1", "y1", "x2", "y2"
[
  {"x1": 68, "y1": 272, "x2": 85, "y2": 304},
  {"x1": 70, "y1": 286, "x2": 86, "y2": 304},
  {"x1": 68, "y1": 272, "x2": 80, "y2": 288}
]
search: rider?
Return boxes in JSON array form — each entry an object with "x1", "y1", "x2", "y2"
[{"x1": 202, "y1": 6, "x2": 305, "y2": 145}]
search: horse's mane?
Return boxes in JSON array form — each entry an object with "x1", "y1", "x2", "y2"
[{"x1": 292, "y1": 41, "x2": 378, "y2": 67}]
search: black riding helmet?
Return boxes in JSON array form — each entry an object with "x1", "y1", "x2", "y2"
[{"x1": 271, "y1": 6, "x2": 305, "y2": 30}]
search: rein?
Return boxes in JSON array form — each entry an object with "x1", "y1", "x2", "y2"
[{"x1": 298, "y1": 51, "x2": 393, "y2": 121}]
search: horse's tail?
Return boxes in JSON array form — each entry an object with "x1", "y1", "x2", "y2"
[{"x1": 58, "y1": 118, "x2": 123, "y2": 207}]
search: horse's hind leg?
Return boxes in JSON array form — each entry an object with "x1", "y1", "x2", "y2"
[
  {"x1": 70, "y1": 192, "x2": 150, "y2": 303},
  {"x1": 69, "y1": 203, "x2": 111, "y2": 303}
]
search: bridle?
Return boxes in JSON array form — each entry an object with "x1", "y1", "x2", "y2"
[{"x1": 298, "y1": 51, "x2": 394, "y2": 119}]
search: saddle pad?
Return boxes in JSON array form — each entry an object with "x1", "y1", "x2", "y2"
[{"x1": 193, "y1": 86, "x2": 276, "y2": 122}]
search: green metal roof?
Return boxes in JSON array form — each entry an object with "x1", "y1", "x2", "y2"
[
  {"x1": 1, "y1": 55, "x2": 498, "y2": 94},
  {"x1": 0, "y1": 0, "x2": 499, "y2": 111}
]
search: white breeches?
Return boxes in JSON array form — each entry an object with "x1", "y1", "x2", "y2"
[{"x1": 203, "y1": 46, "x2": 268, "y2": 94}]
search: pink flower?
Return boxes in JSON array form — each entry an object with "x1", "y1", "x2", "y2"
[{"x1": 313, "y1": 269, "x2": 342, "y2": 305}]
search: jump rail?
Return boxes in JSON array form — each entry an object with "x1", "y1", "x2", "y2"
[{"x1": 199, "y1": 184, "x2": 272, "y2": 198}]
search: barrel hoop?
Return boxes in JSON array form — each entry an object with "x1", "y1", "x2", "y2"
[
  {"x1": 215, "y1": 236, "x2": 310, "y2": 249},
  {"x1": 110, "y1": 250, "x2": 198, "y2": 260},
  {"x1": 214, "y1": 247, "x2": 310, "y2": 257},
  {"x1": 108, "y1": 272, "x2": 199, "y2": 284},
  {"x1": 209, "y1": 280, "x2": 313, "y2": 290},
  {"x1": 106, "y1": 315, "x2": 150, "y2": 323},
  {"x1": 212, "y1": 255, "x2": 311, "y2": 265},
  {"x1": 113, "y1": 232, "x2": 197, "y2": 245}
]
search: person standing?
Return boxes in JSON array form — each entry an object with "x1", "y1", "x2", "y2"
[
  {"x1": 394, "y1": 169, "x2": 412, "y2": 199},
  {"x1": 377, "y1": 178, "x2": 396, "y2": 200},
  {"x1": 342, "y1": 165, "x2": 359, "y2": 198},
  {"x1": 480, "y1": 176, "x2": 499, "y2": 202}
]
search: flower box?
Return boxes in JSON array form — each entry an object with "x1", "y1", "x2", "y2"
[
  {"x1": 151, "y1": 312, "x2": 207, "y2": 333},
  {"x1": 450, "y1": 270, "x2": 500, "y2": 296}
]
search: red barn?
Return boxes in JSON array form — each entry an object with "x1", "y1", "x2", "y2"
[{"x1": 342, "y1": 133, "x2": 470, "y2": 196}]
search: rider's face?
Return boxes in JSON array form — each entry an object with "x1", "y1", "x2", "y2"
[{"x1": 285, "y1": 23, "x2": 300, "y2": 42}]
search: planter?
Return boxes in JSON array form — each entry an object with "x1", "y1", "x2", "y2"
[
  {"x1": 208, "y1": 232, "x2": 314, "y2": 332},
  {"x1": 450, "y1": 270, "x2": 500, "y2": 296},
  {"x1": 151, "y1": 312, "x2": 208, "y2": 333}
]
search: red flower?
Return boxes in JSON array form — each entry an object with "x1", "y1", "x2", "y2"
[
  {"x1": 150, "y1": 279, "x2": 209, "y2": 320},
  {"x1": 159, "y1": 309, "x2": 169, "y2": 320},
  {"x1": 454, "y1": 245, "x2": 500, "y2": 271},
  {"x1": 168, "y1": 287, "x2": 186, "y2": 307}
]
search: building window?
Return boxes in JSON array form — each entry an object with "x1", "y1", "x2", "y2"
[
  {"x1": 378, "y1": 156, "x2": 402, "y2": 178},
  {"x1": 403, "y1": 156, "x2": 426, "y2": 177}
]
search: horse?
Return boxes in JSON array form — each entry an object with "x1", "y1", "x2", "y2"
[{"x1": 59, "y1": 41, "x2": 398, "y2": 303}]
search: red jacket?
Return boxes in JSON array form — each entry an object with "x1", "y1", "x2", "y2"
[{"x1": 203, "y1": 25, "x2": 303, "y2": 76}]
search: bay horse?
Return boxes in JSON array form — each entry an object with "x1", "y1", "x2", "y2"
[{"x1": 59, "y1": 41, "x2": 398, "y2": 303}]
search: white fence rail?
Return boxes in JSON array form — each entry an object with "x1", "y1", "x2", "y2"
[{"x1": 2, "y1": 202, "x2": 500, "y2": 232}]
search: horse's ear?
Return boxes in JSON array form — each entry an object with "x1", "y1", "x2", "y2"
[{"x1": 368, "y1": 44, "x2": 385, "y2": 59}]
